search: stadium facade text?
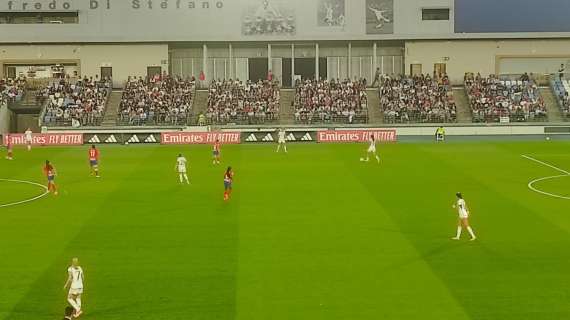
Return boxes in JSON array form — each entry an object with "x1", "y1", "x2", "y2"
[{"x1": 4, "y1": 0, "x2": 224, "y2": 10}]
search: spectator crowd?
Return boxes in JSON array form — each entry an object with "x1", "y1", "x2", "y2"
[
  {"x1": 206, "y1": 79, "x2": 280, "y2": 125},
  {"x1": 119, "y1": 75, "x2": 195, "y2": 126},
  {"x1": 465, "y1": 73, "x2": 547, "y2": 122},
  {"x1": 0, "y1": 77, "x2": 26, "y2": 105},
  {"x1": 294, "y1": 79, "x2": 368, "y2": 124},
  {"x1": 41, "y1": 76, "x2": 111, "y2": 127},
  {"x1": 379, "y1": 74, "x2": 456, "y2": 123}
]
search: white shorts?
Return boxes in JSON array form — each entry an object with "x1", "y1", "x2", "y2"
[
  {"x1": 69, "y1": 288, "x2": 83, "y2": 295},
  {"x1": 367, "y1": 146, "x2": 376, "y2": 153},
  {"x1": 178, "y1": 167, "x2": 187, "y2": 174},
  {"x1": 458, "y1": 211, "x2": 469, "y2": 219},
  {"x1": 278, "y1": 138, "x2": 286, "y2": 144},
  {"x1": 25, "y1": 138, "x2": 32, "y2": 144}
]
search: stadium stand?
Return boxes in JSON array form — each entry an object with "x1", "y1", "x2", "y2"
[
  {"x1": 0, "y1": 77, "x2": 26, "y2": 104},
  {"x1": 465, "y1": 73, "x2": 547, "y2": 123},
  {"x1": 206, "y1": 79, "x2": 280, "y2": 125},
  {"x1": 119, "y1": 75, "x2": 196, "y2": 126},
  {"x1": 378, "y1": 74, "x2": 456, "y2": 123},
  {"x1": 41, "y1": 76, "x2": 111, "y2": 127},
  {"x1": 551, "y1": 78, "x2": 570, "y2": 119},
  {"x1": 293, "y1": 79, "x2": 368, "y2": 124}
]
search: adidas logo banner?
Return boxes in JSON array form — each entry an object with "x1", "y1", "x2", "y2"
[
  {"x1": 105, "y1": 135, "x2": 118, "y2": 143},
  {"x1": 87, "y1": 135, "x2": 101, "y2": 143},
  {"x1": 245, "y1": 134, "x2": 257, "y2": 142},
  {"x1": 144, "y1": 135, "x2": 157, "y2": 143},
  {"x1": 262, "y1": 133, "x2": 274, "y2": 142},
  {"x1": 301, "y1": 133, "x2": 313, "y2": 141},
  {"x1": 286, "y1": 133, "x2": 296, "y2": 141},
  {"x1": 127, "y1": 135, "x2": 140, "y2": 143}
]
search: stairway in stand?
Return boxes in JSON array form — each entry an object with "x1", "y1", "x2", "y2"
[
  {"x1": 279, "y1": 89, "x2": 296, "y2": 125},
  {"x1": 101, "y1": 90, "x2": 123, "y2": 127},
  {"x1": 366, "y1": 88, "x2": 383, "y2": 124},
  {"x1": 539, "y1": 87, "x2": 564, "y2": 122},
  {"x1": 452, "y1": 88, "x2": 473, "y2": 123},
  {"x1": 192, "y1": 90, "x2": 209, "y2": 121}
]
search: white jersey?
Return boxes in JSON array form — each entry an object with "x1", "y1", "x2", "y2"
[
  {"x1": 68, "y1": 266, "x2": 84, "y2": 290},
  {"x1": 367, "y1": 138, "x2": 376, "y2": 153},
  {"x1": 25, "y1": 130, "x2": 32, "y2": 142},
  {"x1": 177, "y1": 156, "x2": 187, "y2": 173},
  {"x1": 278, "y1": 130, "x2": 286, "y2": 143},
  {"x1": 457, "y1": 199, "x2": 469, "y2": 218}
]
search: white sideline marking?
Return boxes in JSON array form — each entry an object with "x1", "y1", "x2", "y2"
[
  {"x1": 522, "y1": 155, "x2": 570, "y2": 200},
  {"x1": 0, "y1": 179, "x2": 49, "y2": 208},
  {"x1": 522, "y1": 155, "x2": 570, "y2": 175}
]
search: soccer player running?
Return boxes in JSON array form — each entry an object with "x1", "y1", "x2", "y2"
[
  {"x1": 63, "y1": 257, "x2": 84, "y2": 318},
  {"x1": 223, "y1": 166, "x2": 234, "y2": 201},
  {"x1": 276, "y1": 128, "x2": 287, "y2": 153},
  {"x1": 25, "y1": 128, "x2": 33, "y2": 151},
  {"x1": 88, "y1": 145, "x2": 100, "y2": 178},
  {"x1": 452, "y1": 192, "x2": 477, "y2": 241},
  {"x1": 44, "y1": 160, "x2": 58, "y2": 195},
  {"x1": 175, "y1": 153, "x2": 190, "y2": 184},
  {"x1": 213, "y1": 140, "x2": 221, "y2": 165},
  {"x1": 363, "y1": 135, "x2": 380, "y2": 163}
]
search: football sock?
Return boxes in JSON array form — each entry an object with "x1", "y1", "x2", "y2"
[
  {"x1": 68, "y1": 298, "x2": 79, "y2": 311},
  {"x1": 467, "y1": 227, "x2": 476, "y2": 239},
  {"x1": 456, "y1": 226, "x2": 462, "y2": 238}
]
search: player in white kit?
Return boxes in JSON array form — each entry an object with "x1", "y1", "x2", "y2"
[
  {"x1": 276, "y1": 128, "x2": 287, "y2": 153},
  {"x1": 24, "y1": 128, "x2": 33, "y2": 151},
  {"x1": 452, "y1": 192, "x2": 477, "y2": 241},
  {"x1": 175, "y1": 154, "x2": 190, "y2": 184},
  {"x1": 362, "y1": 135, "x2": 380, "y2": 163},
  {"x1": 63, "y1": 257, "x2": 84, "y2": 318}
]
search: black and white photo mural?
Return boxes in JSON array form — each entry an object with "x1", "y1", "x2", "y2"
[
  {"x1": 242, "y1": 0, "x2": 296, "y2": 36},
  {"x1": 316, "y1": 0, "x2": 346, "y2": 28},
  {"x1": 365, "y1": 0, "x2": 393, "y2": 34}
]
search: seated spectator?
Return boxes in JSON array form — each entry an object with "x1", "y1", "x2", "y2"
[
  {"x1": 0, "y1": 77, "x2": 26, "y2": 104},
  {"x1": 206, "y1": 79, "x2": 280, "y2": 125},
  {"x1": 465, "y1": 74, "x2": 547, "y2": 123},
  {"x1": 119, "y1": 75, "x2": 195, "y2": 126},
  {"x1": 294, "y1": 78, "x2": 368, "y2": 124},
  {"x1": 42, "y1": 76, "x2": 111, "y2": 127},
  {"x1": 379, "y1": 73, "x2": 456, "y2": 123}
]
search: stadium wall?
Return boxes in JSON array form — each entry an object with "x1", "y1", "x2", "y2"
[
  {"x1": 405, "y1": 39, "x2": 570, "y2": 84},
  {"x1": 0, "y1": 103, "x2": 10, "y2": 134},
  {"x1": 0, "y1": 44, "x2": 168, "y2": 87},
  {"x1": 29, "y1": 125, "x2": 569, "y2": 146}
]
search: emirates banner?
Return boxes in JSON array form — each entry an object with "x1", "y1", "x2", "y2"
[
  {"x1": 161, "y1": 132, "x2": 241, "y2": 145},
  {"x1": 3, "y1": 133, "x2": 83, "y2": 146},
  {"x1": 317, "y1": 129, "x2": 397, "y2": 143}
]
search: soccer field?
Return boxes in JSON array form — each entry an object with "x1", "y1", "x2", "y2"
[{"x1": 0, "y1": 141, "x2": 569, "y2": 320}]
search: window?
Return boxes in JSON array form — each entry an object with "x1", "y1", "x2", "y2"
[
  {"x1": 422, "y1": 8, "x2": 450, "y2": 21},
  {"x1": 0, "y1": 11, "x2": 79, "y2": 24}
]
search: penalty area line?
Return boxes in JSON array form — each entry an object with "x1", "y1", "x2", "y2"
[
  {"x1": 0, "y1": 179, "x2": 49, "y2": 208},
  {"x1": 521, "y1": 155, "x2": 570, "y2": 200}
]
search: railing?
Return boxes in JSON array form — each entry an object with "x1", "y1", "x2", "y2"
[{"x1": 550, "y1": 78, "x2": 570, "y2": 121}]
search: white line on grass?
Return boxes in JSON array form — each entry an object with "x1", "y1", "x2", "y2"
[
  {"x1": 0, "y1": 179, "x2": 49, "y2": 208},
  {"x1": 522, "y1": 155, "x2": 570, "y2": 200}
]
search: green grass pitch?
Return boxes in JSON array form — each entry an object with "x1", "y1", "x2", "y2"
[{"x1": 0, "y1": 141, "x2": 569, "y2": 320}]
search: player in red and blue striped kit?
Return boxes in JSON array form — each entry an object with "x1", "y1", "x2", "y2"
[
  {"x1": 88, "y1": 145, "x2": 100, "y2": 178},
  {"x1": 44, "y1": 160, "x2": 58, "y2": 195},
  {"x1": 223, "y1": 166, "x2": 234, "y2": 201}
]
